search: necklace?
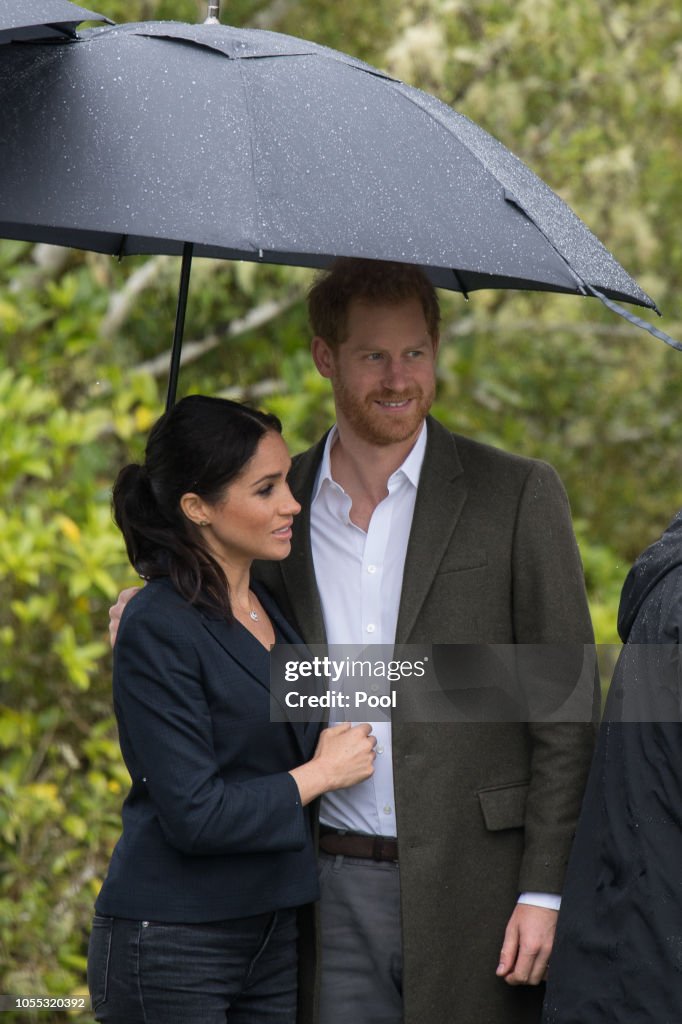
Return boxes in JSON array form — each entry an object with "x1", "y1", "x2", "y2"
[{"x1": 237, "y1": 590, "x2": 259, "y2": 621}]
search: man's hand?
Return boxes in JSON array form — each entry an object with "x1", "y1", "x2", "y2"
[
  {"x1": 496, "y1": 904, "x2": 557, "y2": 986},
  {"x1": 108, "y1": 586, "x2": 142, "y2": 647}
]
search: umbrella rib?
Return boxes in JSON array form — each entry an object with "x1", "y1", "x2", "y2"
[
  {"x1": 388, "y1": 80, "x2": 656, "y2": 308},
  {"x1": 237, "y1": 59, "x2": 264, "y2": 258},
  {"x1": 131, "y1": 32, "x2": 236, "y2": 58},
  {"x1": 45, "y1": 24, "x2": 78, "y2": 39},
  {"x1": 585, "y1": 287, "x2": 682, "y2": 353},
  {"x1": 501, "y1": 185, "x2": 669, "y2": 322},
  {"x1": 332, "y1": 58, "x2": 399, "y2": 83},
  {"x1": 450, "y1": 268, "x2": 470, "y2": 300},
  {"x1": 390, "y1": 78, "x2": 676, "y2": 348},
  {"x1": 387, "y1": 81, "x2": 589, "y2": 287},
  {"x1": 501, "y1": 192, "x2": 680, "y2": 349},
  {"x1": 501, "y1": 190, "x2": 588, "y2": 295},
  {"x1": 502, "y1": 193, "x2": 682, "y2": 350}
]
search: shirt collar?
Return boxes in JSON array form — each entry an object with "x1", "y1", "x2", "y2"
[{"x1": 312, "y1": 420, "x2": 428, "y2": 504}]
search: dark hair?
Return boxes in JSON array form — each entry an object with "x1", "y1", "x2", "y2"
[
  {"x1": 112, "y1": 396, "x2": 282, "y2": 617},
  {"x1": 308, "y1": 257, "x2": 440, "y2": 347}
]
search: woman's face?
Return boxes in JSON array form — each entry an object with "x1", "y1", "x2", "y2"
[{"x1": 184, "y1": 431, "x2": 301, "y2": 569}]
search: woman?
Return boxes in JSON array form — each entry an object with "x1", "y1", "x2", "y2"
[{"x1": 87, "y1": 395, "x2": 376, "y2": 1024}]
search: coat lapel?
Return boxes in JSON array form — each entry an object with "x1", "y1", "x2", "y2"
[
  {"x1": 277, "y1": 421, "x2": 469, "y2": 646},
  {"x1": 395, "y1": 417, "x2": 468, "y2": 643},
  {"x1": 277, "y1": 435, "x2": 328, "y2": 646}
]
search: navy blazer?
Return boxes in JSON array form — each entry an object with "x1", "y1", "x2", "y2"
[{"x1": 95, "y1": 577, "x2": 319, "y2": 922}]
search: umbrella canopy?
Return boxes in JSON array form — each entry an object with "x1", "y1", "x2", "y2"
[
  {"x1": 1, "y1": 17, "x2": 678, "y2": 407},
  {"x1": 0, "y1": 0, "x2": 112, "y2": 44},
  {"x1": 0, "y1": 20, "x2": 655, "y2": 307}
]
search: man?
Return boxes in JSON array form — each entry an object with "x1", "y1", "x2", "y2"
[
  {"x1": 543, "y1": 510, "x2": 682, "y2": 1023},
  {"x1": 111, "y1": 259, "x2": 596, "y2": 1024}
]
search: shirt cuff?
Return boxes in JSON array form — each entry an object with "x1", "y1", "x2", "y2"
[{"x1": 518, "y1": 891, "x2": 561, "y2": 911}]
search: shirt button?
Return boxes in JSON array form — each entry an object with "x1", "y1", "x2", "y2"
[
  {"x1": 367, "y1": 565, "x2": 377, "y2": 574},
  {"x1": 383, "y1": 805, "x2": 393, "y2": 815},
  {"x1": 366, "y1": 624, "x2": 376, "y2": 633},
  {"x1": 377, "y1": 745, "x2": 385, "y2": 754}
]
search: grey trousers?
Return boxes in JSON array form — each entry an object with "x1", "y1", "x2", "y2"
[{"x1": 318, "y1": 852, "x2": 403, "y2": 1024}]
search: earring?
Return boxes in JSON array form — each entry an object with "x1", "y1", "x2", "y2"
[{"x1": 199, "y1": 520, "x2": 209, "y2": 527}]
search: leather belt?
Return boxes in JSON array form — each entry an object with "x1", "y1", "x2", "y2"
[{"x1": 319, "y1": 826, "x2": 398, "y2": 862}]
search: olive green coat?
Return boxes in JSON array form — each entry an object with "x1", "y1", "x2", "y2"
[{"x1": 256, "y1": 417, "x2": 596, "y2": 1024}]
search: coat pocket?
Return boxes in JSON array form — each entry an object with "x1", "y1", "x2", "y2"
[
  {"x1": 477, "y1": 780, "x2": 529, "y2": 831},
  {"x1": 435, "y1": 548, "x2": 488, "y2": 576}
]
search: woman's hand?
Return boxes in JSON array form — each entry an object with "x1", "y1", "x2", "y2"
[
  {"x1": 289, "y1": 723, "x2": 376, "y2": 805},
  {"x1": 313, "y1": 723, "x2": 377, "y2": 789}
]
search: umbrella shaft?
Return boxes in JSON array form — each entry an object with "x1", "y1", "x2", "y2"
[
  {"x1": 204, "y1": 3, "x2": 220, "y2": 24},
  {"x1": 166, "y1": 242, "x2": 194, "y2": 410}
]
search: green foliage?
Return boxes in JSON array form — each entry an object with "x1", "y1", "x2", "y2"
[
  {"x1": 2, "y1": 0, "x2": 682, "y2": 1019},
  {"x1": 0, "y1": 366, "x2": 138, "y2": 1023}
]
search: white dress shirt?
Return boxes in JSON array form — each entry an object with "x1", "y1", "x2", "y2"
[
  {"x1": 312, "y1": 423, "x2": 426, "y2": 837},
  {"x1": 310, "y1": 422, "x2": 560, "y2": 911}
]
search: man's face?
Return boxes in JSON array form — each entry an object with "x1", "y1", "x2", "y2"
[{"x1": 312, "y1": 297, "x2": 438, "y2": 446}]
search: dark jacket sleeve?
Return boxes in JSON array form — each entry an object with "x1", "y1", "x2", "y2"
[
  {"x1": 113, "y1": 605, "x2": 308, "y2": 856},
  {"x1": 511, "y1": 460, "x2": 598, "y2": 893}
]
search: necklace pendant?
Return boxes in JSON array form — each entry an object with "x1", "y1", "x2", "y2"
[{"x1": 249, "y1": 609, "x2": 259, "y2": 621}]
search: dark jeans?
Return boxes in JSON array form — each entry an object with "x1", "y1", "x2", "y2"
[{"x1": 87, "y1": 909, "x2": 298, "y2": 1024}]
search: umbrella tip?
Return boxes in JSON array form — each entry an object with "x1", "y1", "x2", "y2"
[{"x1": 204, "y1": 2, "x2": 220, "y2": 23}]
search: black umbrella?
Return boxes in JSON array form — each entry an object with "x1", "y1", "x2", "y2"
[
  {"x1": 0, "y1": 0, "x2": 112, "y2": 44},
  {"x1": 0, "y1": 16, "x2": 677, "y2": 406}
]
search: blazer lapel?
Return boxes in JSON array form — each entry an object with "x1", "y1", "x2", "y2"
[
  {"x1": 254, "y1": 581, "x2": 317, "y2": 753},
  {"x1": 395, "y1": 417, "x2": 468, "y2": 643},
  {"x1": 253, "y1": 582, "x2": 304, "y2": 645},
  {"x1": 200, "y1": 614, "x2": 271, "y2": 692},
  {"x1": 201, "y1": 612, "x2": 312, "y2": 756}
]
